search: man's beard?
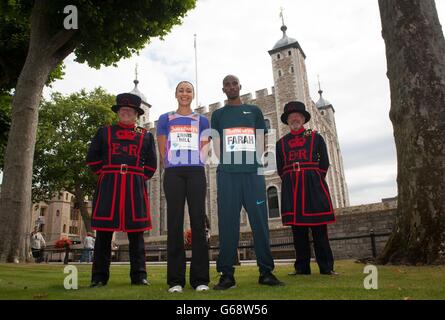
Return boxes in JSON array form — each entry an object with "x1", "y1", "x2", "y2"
[{"x1": 289, "y1": 123, "x2": 302, "y2": 131}]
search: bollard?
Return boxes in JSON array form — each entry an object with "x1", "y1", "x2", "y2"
[
  {"x1": 370, "y1": 229, "x2": 377, "y2": 258},
  {"x1": 64, "y1": 246, "x2": 70, "y2": 265}
]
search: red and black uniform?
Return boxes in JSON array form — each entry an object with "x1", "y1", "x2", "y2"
[
  {"x1": 276, "y1": 127, "x2": 335, "y2": 274},
  {"x1": 86, "y1": 121, "x2": 157, "y2": 284},
  {"x1": 276, "y1": 127, "x2": 335, "y2": 226},
  {"x1": 87, "y1": 122, "x2": 156, "y2": 231}
]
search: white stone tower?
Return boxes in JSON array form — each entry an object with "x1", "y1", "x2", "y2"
[
  {"x1": 315, "y1": 80, "x2": 350, "y2": 207},
  {"x1": 129, "y1": 64, "x2": 151, "y2": 128},
  {"x1": 316, "y1": 78, "x2": 336, "y2": 130},
  {"x1": 268, "y1": 16, "x2": 350, "y2": 208},
  {"x1": 268, "y1": 17, "x2": 313, "y2": 138}
]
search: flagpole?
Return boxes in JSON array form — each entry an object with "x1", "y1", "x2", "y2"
[{"x1": 194, "y1": 33, "x2": 199, "y2": 109}]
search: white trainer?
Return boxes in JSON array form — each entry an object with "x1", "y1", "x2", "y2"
[
  {"x1": 195, "y1": 285, "x2": 209, "y2": 292},
  {"x1": 168, "y1": 285, "x2": 183, "y2": 293}
]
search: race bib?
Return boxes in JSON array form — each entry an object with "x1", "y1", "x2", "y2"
[
  {"x1": 224, "y1": 127, "x2": 256, "y2": 152},
  {"x1": 170, "y1": 125, "x2": 199, "y2": 151}
]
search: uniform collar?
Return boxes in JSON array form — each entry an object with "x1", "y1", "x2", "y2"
[
  {"x1": 291, "y1": 127, "x2": 305, "y2": 135},
  {"x1": 117, "y1": 121, "x2": 136, "y2": 129},
  {"x1": 174, "y1": 111, "x2": 197, "y2": 118}
]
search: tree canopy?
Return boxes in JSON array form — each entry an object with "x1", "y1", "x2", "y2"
[
  {"x1": 33, "y1": 88, "x2": 117, "y2": 231},
  {"x1": 0, "y1": 1, "x2": 64, "y2": 93},
  {"x1": 33, "y1": 88, "x2": 116, "y2": 201},
  {"x1": 0, "y1": 0, "x2": 196, "y2": 262}
]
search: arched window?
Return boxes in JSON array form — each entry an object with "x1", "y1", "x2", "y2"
[
  {"x1": 264, "y1": 119, "x2": 271, "y2": 130},
  {"x1": 263, "y1": 152, "x2": 276, "y2": 172},
  {"x1": 267, "y1": 186, "x2": 280, "y2": 219}
]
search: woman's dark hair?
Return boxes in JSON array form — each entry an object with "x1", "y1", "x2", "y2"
[{"x1": 175, "y1": 81, "x2": 195, "y2": 94}]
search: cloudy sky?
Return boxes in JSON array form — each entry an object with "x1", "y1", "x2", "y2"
[{"x1": 35, "y1": 0, "x2": 445, "y2": 206}]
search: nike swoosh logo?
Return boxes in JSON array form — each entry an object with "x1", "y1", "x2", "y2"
[
  {"x1": 256, "y1": 200, "x2": 265, "y2": 205},
  {"x1": 243, "y1": 111, "x2": 252, "y2": 114}
]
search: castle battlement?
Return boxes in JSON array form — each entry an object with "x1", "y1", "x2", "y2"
[
  {"x1": 240, "y1": 93, "x2": 252, "y2": 102},
  {"x1": 255, "y1": 88, "x2": 269, "y2": 98},
  {"x1": 194, "y1": 106, "x2": 207, "y2": 114},
  {"x1": 193, "y1": 87, "x2": 276, "y2": 115}
]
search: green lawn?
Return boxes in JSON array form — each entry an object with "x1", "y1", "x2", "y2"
[{"x1": 0, "y1": 260, "x2": 444, "y2": 300}]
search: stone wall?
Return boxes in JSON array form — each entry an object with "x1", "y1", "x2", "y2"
[
  {"x1": 118, "y1": 199, "x2": 398, "y2": 262},
  {"x1": 325, "y1": 204, "x2": 397, "y2": 260},
  {"x1": 238, "y1": 199, "x2": 397, "y2": 261}
]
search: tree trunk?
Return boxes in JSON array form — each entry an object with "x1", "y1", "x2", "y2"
[
  {"x1": 377, "y1": 0, "x2": 445, "y2": 264},
  {"x1": 0, "y1": 2, "x2": 76, "y2": 262},
  {"x1": 0, "y1": 54, "x2": 54, "y2": 263},
  {"x1": 74, "y1": 184, "x2": 92, "y2": 234}
]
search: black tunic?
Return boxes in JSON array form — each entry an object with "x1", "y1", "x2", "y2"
[
  {"x1": 86, "y1": 122, "x2": 157, "y2": 232},
  {"x1": 276, "y1": 127, "x2": 335, "y2": 226}
]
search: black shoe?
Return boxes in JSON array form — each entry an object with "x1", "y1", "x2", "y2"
[
  {"x1": 259, "y1": 273, "x2": 285, "y2": 286},
  {"x1": 90, "y1": 281, "x2": 107, "y2": 288},
  {"x1": 131, "y1": 279, "x2": 150, "y2": 286},
  {"x1": 320, "y1": 270, "x2": 339, "y2": 276},
  {"x1": 213, "y1": 274, "x2": 236, "y2": 290},
  {"x1": 288, "y1": 270, "x2": 311, "y2": 276}
]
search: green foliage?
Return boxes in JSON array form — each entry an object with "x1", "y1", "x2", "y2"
[
  {"x1": 0, "y1": 0, "x2": 31, "y2": 92},
  {"x1": 0, "y1": 93, "x2": 12, "y2": 170},
  {"x1": 0, "y1": 1, "x2": 64, "y2": 92},
  {"x1": 33, "y1": 88, "x2": 117, "y2": 202},
  {"x1": 68, "y1": 0, "x2": 197, "y2": 68},
  {"x1": 2, "y1": 0, "x2": 196, "y2": 163},
  {"x1": 1, "y1": 0, "x2": 196, "y2": 92},
  {"x1": 0, "y1": 0, "x2": 196, "y2": 263}
]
